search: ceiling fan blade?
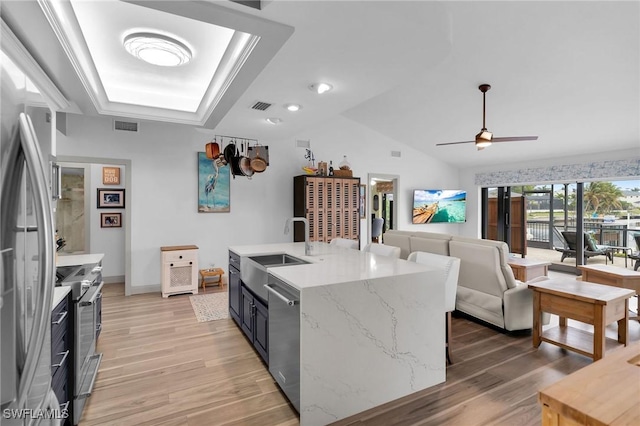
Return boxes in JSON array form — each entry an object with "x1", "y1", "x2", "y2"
[
  {"x1": 436, "y1": 140, "x2": 475, "y2": 146},
  {"x1": 491, "y1": 136, "x2": 538, "y2": 142}
]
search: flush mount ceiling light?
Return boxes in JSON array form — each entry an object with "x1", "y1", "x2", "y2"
[
  {"x1": 308, "y1": 82, "x2": 333, "y2": 94},
  {"x1": 123, "y1": 32, "x2": 192, "y2": 67},
  {"x1": 266, "y1": 117, "x2": 283, "y2": 124},
  {"x1": 284, "y1": 103, "x2": 302, "y2": 112}
]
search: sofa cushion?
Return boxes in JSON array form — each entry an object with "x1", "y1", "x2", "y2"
[
  {"x1": 451, "y1": 236, "x2": 518, "y2": 289},
  {"x1": 409, "y1": 236, "x2": 450, "y2": 256},
  {"x1": 456, "y1": 285, "x2": 505, "y2": 329},
  {"x1": 410, "y1": 231, "x2": 453, "y2": 241},
  {"x1": 381, "y1": 232, "x2": 411, "y2": 259},
  {"x1": 449, "y1": 240, "x2": 509, "y2": 297}
]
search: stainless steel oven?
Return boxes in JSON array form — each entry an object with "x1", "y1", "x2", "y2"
[{"x1": 57, "y1": 262, "x2": 103, "y2": 424}]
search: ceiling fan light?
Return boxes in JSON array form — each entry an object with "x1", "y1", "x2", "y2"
[
  {"x1": 477, "y1": 130, "x2": 492, "y2": 141},
  {"x1": 475, "y1": 130, "x2": 493, "y2": 148}
]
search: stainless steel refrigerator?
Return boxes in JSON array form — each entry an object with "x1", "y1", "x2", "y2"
[{"x1": 1, "y1": 51, "x2": 60, "y2": 424}]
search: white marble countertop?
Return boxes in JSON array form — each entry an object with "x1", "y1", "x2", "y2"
[
  {"x1": 229, "y1": 242, "x2": 431, "y2": 290},
  {"x1": 56, "y1": 253, "x2": 104, "y2": 267},
  {"x1": 229, "y1": 241, "x2": 446, "y2": 425},
  {"x1": 52, "y1": 286, "x2": 71, "y2": 310}
]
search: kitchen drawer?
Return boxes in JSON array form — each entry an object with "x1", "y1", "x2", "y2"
[
  {"x1": 162, "y1": 249, "x2": 197, "y2": 262},
  {"x1": 51, "y1": 298, "x2": 69, "y2": 343},
  {"x1": 51, "y1": 347, "x2": 70, "y2": 378},
  {"x1": 165, "y1": 259, "x2": 195, "y2": 269},
  {"x1": 52, "y1": 365, "x2": 69, "y2": 412},
  {"x1": 229, "y1": 251, "x2": 241, "y2": 270}
]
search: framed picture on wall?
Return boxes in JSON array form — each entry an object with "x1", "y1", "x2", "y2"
[
  {"x1": 97, "y1": 188, "x2": 125, "y2": 208},
  {"x1": 198, "y1": 152, "x2": 230, "y2": 212},
  {"x1": 102, "y1": 166, "x2": 121, "y2": 185},
  {"x1": 100, "y1": 212, "x2": 122, "y2": 228}
]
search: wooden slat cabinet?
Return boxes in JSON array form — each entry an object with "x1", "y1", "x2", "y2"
[{"x1": 294, "y1": 175, "x2": 360, "y2": 242}]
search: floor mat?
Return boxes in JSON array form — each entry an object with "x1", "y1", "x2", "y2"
[{"x1": 189, "y1": 292, "x2": 230, "y2": 322}]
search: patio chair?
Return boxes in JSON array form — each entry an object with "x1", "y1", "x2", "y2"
[
  {"x1": 629, "y1": 233, "x2": 640, "y2": 271},
  {"x1": 558, "y1": 231, "x2": 613, "y2": 264}
]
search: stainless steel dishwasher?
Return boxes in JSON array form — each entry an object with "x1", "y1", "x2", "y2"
[{"x1": 264, "y1": 274, "x2": 300, "y2": 412}]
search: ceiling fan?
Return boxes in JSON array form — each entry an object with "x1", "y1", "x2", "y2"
[{"x1": 436, "y1": 84, "x2": 538, "y2": 150}]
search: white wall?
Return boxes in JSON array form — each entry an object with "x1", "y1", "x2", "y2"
[
  {"x1": 89, "y1": 163, "x2": 125, "y2": 280},
  {"x1": 291, "y1": 115, "x2": 464, "y2": 236},
  {"x1": 57, "y1": 113, "x2": 460, "y2": 293}
]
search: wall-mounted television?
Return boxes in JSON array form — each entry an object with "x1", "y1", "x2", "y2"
[{"x1": 412, "y1": 190, "x2": 467, "y2": 224}]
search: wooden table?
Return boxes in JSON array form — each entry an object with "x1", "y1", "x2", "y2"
[
  {"x1": 507, "y1": 257, "x2": 551, "y2": 282},
  {"x1": 528, "y1": 278, "x2": 635, "y2": 361},
  {"x1": 199, "y1": 268, "x2": 224, "y2": 291},
  {"x1": 539, "y1": 341, "x2": 640, "y2": 426},
  {"x1": 578, "y1": 264, "x2": 640, "y2": 320}
]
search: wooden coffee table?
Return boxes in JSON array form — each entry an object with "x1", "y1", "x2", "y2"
[
  {"x1": 578, "y1": 264, "x2": 640, "y2": 320},
  {"x1": 539, "y1": 341, "x2": 640, "y2": 426},
  {"x1": 507, "y1": 257, "x2": 550, "y2": 282},
  {"x1": 528, "y1": 278, "x2": 635, "y2": 361}
]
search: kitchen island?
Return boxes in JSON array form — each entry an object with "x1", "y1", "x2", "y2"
[{"x1": 229, "y1": 242, "x2": 446, "y2": 426}]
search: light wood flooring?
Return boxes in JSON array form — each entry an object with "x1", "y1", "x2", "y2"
[{"x1": 81, "y1": 283, "x2": 640, "y2": 426}]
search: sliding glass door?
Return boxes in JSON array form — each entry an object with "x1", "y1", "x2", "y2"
[{"x1": 482, "y1": 179, "x2": 640, "y2": 274}]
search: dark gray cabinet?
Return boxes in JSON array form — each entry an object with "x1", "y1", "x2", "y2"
[
  {"x1": 228, "y1": 250, "x2": 268, "y2": 364},
  {"x1": 241, "y1": 286, "x2": 268, "y2": 363},
  {"x1": 51, "y1": 293, "x2": 72, "y2": 425},
  {"x1": 228, "y1": 251, "x2": 241, "y2": 325}
]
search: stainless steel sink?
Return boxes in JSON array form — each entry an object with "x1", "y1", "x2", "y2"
[
  {"x1": 242, "y1": 253, "x2": 308, "y2": 302},
  {"x1": 248, "y1": 253, "x2": 309, "y2": 267}
]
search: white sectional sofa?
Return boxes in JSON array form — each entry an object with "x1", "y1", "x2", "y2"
[{"x1": 383, "y1": 230, "x2": 548, "y2": 331}]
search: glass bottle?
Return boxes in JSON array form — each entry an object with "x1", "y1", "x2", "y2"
[{"x1": 339, "y1": 155, "x2": 351, "y2": 170}]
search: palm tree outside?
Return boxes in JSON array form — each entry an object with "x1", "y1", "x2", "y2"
[{"x1": 583, "y1": 181, "x2": 624, "y2": 215}]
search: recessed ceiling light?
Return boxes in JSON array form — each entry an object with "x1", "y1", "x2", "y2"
[
  {"x1": 123, "y1": 32, "x2": 192, "y2": 67},
  {"x1": 308, "y1": 82, "x2": 333, "y2": 94},
  {"x1": 266, "y1": 117, "x2": 283, "y2": 124},
  {"x1": 285, "y1": 103, "x2": 302, "y2": 112}
]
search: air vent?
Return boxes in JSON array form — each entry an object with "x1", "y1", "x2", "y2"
[
  {"x1": 250, "y1": 101, "x2": 272, "y2": 111},
  {"x1": 391, "y1": 150, "x2": 401, "y2": 157},
  {"x1": 113, "y1": 120, "x2": 139, "y2": 132}
]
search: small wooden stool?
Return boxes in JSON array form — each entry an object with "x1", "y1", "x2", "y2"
[{"x1": 199, "y1": 268, "x2": 224, "y2": 291}]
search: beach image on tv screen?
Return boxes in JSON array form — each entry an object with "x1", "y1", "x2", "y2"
[{"x1": 413, "y1": 190, "x2": 466, "y2": 223}]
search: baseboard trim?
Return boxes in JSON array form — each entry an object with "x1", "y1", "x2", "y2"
[
  {"x1": 129, "y1": 284, "x2": 161, "y2": 295},
  {"x1": 103, "y1": 275, "x2": 125, "y2": 284}
]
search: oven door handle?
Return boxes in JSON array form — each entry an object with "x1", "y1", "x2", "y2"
[{"x1": 79, "y1": 281, "x2": 104, "y2": 307}]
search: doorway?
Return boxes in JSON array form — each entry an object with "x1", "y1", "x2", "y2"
[
  {"x1": 56, "y1": 163, "x2": 90, "y2": 254},
  {"x1": 367, "y1": 173, "x2": 399, "y2": 243},
  {"x1": 57, "y1": 155, "x2": 132, "y2": 295}
]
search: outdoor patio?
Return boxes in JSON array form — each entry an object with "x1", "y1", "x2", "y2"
[{"x1": 525, "y1": 246, "x2": 638, "y2": 271}]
